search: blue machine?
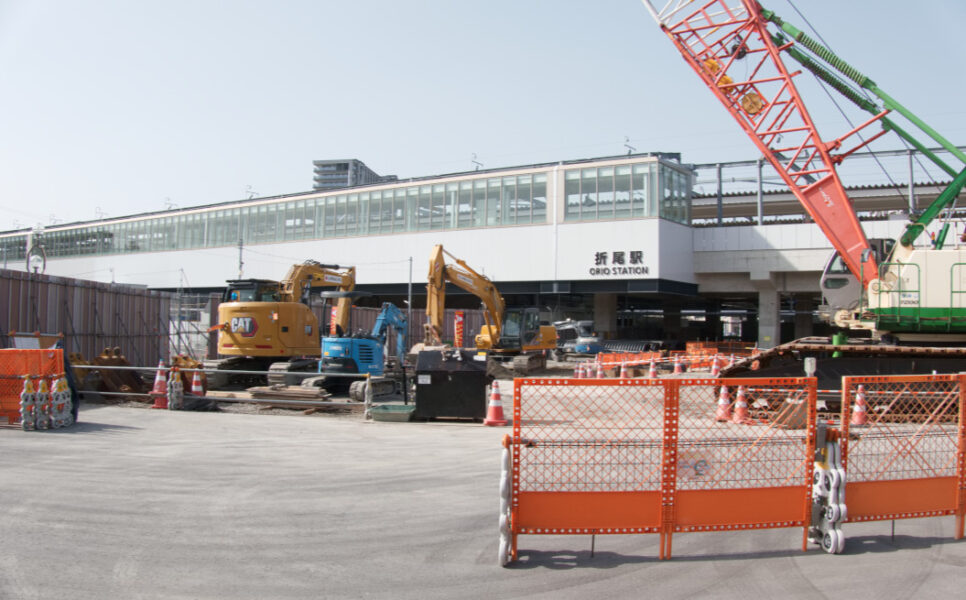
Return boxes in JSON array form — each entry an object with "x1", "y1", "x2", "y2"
[{"x1": 320, "y1": 302, "x2": 408, "y2": 378}]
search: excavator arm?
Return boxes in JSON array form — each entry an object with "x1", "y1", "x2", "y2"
[
  {"x1": 280, "y1": 260, "x2": 356, "y2": 334},
  {"x1": 372, "y1": 302, "x2": 408, "y2": 359},
  {"x1": 425, "y1": 244, "x2": 506, "y2": 347}
]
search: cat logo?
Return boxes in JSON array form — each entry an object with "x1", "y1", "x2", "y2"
[{"x1": 230, "y1": 317, "x2": 258, "y2": 337}]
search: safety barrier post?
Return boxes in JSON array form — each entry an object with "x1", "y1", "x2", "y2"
[
  {"x1": 659, "y1": 379, "x2": 680, "y2": 559},
  {"x1": 957, "y1": 373, "x2": 966, "y2": 540}
]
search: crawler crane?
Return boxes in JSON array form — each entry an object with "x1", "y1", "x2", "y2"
[{"x1": 643, "y1": 0, "x2": 966, "y2": 395}]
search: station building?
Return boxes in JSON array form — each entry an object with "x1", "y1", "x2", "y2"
[{"x1": 0, "y1": 149, "x2": 950, "y2": 349}]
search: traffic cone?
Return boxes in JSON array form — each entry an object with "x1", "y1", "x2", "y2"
[
  {"x1": 620, "y1": 362, "x2": 630, "y2": 378},
  {"x1": 851, "y1": 384, "x2": 868, "y2": 426},
  {"x1": 574, "y1": 362, "x2": 582, "y2": 379},
  {"x1": 710, "y1": 355, "x2": 720, "y2": 377},
  {"x1": 727, "y1": 354, "x2": 735, "y2": 368},
  {"x1": 483, "y1": 381, "x2": 509, "y2": 426},
  {"x1": 190, "y1": 370, "x2": 204, "y2": 397},
  {"x1": 648, "y1": 359, "x2": 658, "y2": 379},
  {"x1": 731, "y1": 385, "x2": 751, "y2": 424},
  {"x1": 673, "y1": 356, "x2": 683, "y2": 375},
  {"x1": 715, "y1": 386, "x2": 732, "y2": 422},
  {"x1": 150, "y1": 360, "x2": 168, "y2": 409},
  {"x1": 596, "y1": 362, "x2": 605, "y2": 379}
]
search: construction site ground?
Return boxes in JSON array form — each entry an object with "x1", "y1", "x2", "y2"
[{"x1": 4, "y1": 393, "x2": 966, "y2": 599}]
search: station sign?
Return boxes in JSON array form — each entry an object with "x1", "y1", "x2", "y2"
[{"x1": 587, "y1": 250, "x2": 650, "y2": 277}]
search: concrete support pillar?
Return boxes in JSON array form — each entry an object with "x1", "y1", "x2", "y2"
[
  {"x1": 593, "y1": 293, "x2": 618, "y2": 339},
  {"x1": 663, "y1": 307, "x2": 682, "y2": 344},
  {"x1": 706, "y1": 302, "x2": 722, "y2": 340},
  {"x1": 757, "y1": 288, "x2": 780, "y2": 349},
  {"x1": 793, "y1": 296, "x2": 814, "y2": 340}
]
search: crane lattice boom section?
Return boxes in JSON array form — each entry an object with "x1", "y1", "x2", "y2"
[{"x1": 642, "y1": 0, "x2": 877, "y2": 285}]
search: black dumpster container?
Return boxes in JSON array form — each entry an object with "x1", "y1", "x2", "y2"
[{"x1": 413, "y1": 349, "x2": 488, "y2": 420}]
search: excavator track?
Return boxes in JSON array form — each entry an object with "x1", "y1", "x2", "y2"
[{"x1": 721, "y1": 336, "x2": 966, "y2": 410}]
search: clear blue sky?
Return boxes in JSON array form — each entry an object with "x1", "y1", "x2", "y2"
[{"x1": 1, "y1": 0, "x2": 964, "y2": 228}]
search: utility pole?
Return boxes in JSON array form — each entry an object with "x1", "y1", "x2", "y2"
[{"x1": 407, "y1": 256, "x2": 413, "y2": 347}]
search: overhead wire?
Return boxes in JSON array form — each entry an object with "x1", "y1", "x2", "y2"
[{"x1": 784, "y1": 0, "x2": 910, "y2": 202}]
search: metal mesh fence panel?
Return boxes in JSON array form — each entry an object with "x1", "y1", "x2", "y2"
[
  {"x1": 840, "y1": 375, "x2": 966, "y2": 525},
  {"x1": 676, "y1": 378, "x2": 815, "y2": 492},
  {"x1": 842, "y1": 376, "x2": 961, "y2": 481},
  {"x1": 513, "y1": 379, "x2": 666, "y2": 493}
]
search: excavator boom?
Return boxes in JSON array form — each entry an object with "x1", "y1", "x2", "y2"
[{"x1": 425, "y1": 245, "x2": 505, "y2": 347}]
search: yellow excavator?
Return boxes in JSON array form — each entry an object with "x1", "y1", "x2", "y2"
[
  {"x1": 423, "y1": 244, "x2": 556, "y2": 373},
  {"x1": 205, "y1": 261, "x2": 356, "y2": 385}
]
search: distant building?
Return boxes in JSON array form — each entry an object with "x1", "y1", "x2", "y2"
[{"x1": 312, "y1": 159, "x2": 397, "y2": 191}]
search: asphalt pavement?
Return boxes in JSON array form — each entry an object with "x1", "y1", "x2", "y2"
[{"x1": 2, "y1": 404, "x2": 966, "y2": 599}]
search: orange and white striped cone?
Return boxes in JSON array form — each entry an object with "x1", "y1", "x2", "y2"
[
  {"x1": 851, "y1": 384, "x2": 868, "y2": 426},
  {"x1": 150, "y1": 360, "x2": 168, "y2": 409},
  {"x1": 190, "y1": 370, "x2": 204, "y2": 397},
  {"x1": 648, "y1": 359, "x2": 658, "y2": 379},
  {"x1": 727, "y1": 354, "x2": 735, "y2": 368},
  {"x1": 483, "y1": 381, "x2": 509, "y2": 426},
  {"x1": 596, "y1": 362, "x2": 605, "y2": 379},
  {"x1": 710, "y1": 355, "x2": 720, "y2": 378},
  {"x1": 673, "y1": 357, "x2": 683, "y2": 375},
  {"x1": 714, "y1": 386, "x2": 732, "y2": 422},
  {"x1": 731, "y1": 385, "x2": 751, "y2": 424},
  {"x1": 574, "y1": 362, "x2": 583, "y2": 379},
  {"x1": 620, "y1": 362, "x2": 630, "y2": 378}
]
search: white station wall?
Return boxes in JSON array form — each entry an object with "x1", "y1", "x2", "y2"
[{"x1": 40, "y1": 218, "x2": 695, "y2": 289}]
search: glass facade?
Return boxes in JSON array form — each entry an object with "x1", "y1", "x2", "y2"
[
  {"x1": 563, "y1": 162, "x2": 690, "y2": 223},
  {"x1": 0, "y1": 156, "x2": 690, "y2": 260}
]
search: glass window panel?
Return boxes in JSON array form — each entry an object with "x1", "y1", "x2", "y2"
[
  {"x1": 564, "y1": 170, "x2": 581, "y2": 221},
  {"x1": 472, "y1": 180, "x2": 486, "y2": 227},
  {"x1": 336, "y1": 195, "x2": 348, "y2": 236},
  {"x1": 418, "y1": 186, "x2": 432, "y2": 231},
  {"x1": 446, "y1": 182, "x2": 460, "y2": 229},
  {"x1": 502, "y1": 177, "x2": 516, "y2": 224},
  {"x1": 486, "y1": 178, "x2": 501, "y2": 226},
  {"x1": 632, "y1": 163, "x2": 652, "y2": 217},
  {"x1": 580, "y1": 168, "x2": 598, "y2": 220},
  {"x1": 431, "y1": 184, "x2": 445, "y2": 230},
  {"x1": 531, "y1": 174, "x2": 547, "y2": 223},
  {"x1": 368, "y1": 192, "x2": 381, "y2": 232},
  {"x1": 356, "y1": 193, "x2": 368, "y2": 235},
  {"x1": 457, "y1": 181, "x2": 473, "y2": 228},
  {"x1": 411, "y1": 187, "x2": 423, "y2": 230},
  {"x1": 382, "y1": 191, "x2": 395, "y2": 233},
  {"x1": 615, "y1": 165, "x2": 632, "y2": 218},
  {"x1": 597, "y1": 167, "x2": 614, "y2": 219},
  {"x1": 516, "y1": 175, "x2": 532, "y2": 224}
]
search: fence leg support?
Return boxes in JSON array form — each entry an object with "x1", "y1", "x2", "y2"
[{"x1": 590, "y1": 534, "x2": 595, "y2": 558}]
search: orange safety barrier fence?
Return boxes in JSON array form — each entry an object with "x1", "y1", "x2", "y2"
[
  {"x1": 0, "y1": 348, "x2": 64, "y2": 424},
  {"x1": 505, "y1": 376, "x2": 817, "y2": 561},
  {"x1": 839, "y1": 374, "x2": 966, "y2": 537},
  {"x1": 595, "y1": 351, "x2": 662, "y2": 367},
  {"x1": 501, "y1": 373, "x2": 966, "y2": 564}
]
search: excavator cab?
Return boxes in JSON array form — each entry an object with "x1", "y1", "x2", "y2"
[
  {"x1": 494, "y1": 307, "x2": 551, "y2": 352},
  {"x1": 223, "y1": 279, "x2": 280, "y2": 303},
  {"x1": 820, "y1": 238, "x2": 894, "y2": 317}
]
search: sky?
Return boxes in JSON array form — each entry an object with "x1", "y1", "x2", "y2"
[{"x1": 1, "y1": 0, "x2": 965, "y2": 229}]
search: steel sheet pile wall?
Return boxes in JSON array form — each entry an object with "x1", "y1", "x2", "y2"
[
  {"x1": 0, "y1": 269, "x2": 172, "y2": 367},
  {"x1": 840, "y1": 374, "x2": 966, "y2": 528}
]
